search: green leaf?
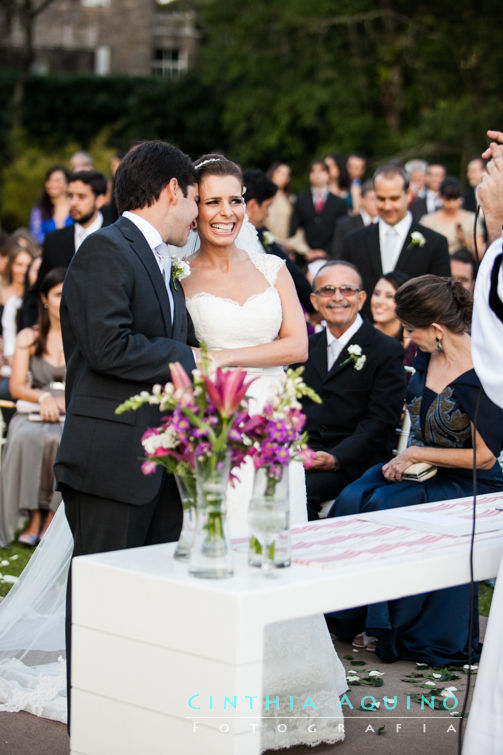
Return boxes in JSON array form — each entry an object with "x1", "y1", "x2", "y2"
[{"x1": 350, "y1": 660, "x2": 367, "y2": 666}]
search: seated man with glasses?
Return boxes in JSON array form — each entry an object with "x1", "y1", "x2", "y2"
[{"x1": 297, "y1": 260, "x2": 406, "y2": 519}]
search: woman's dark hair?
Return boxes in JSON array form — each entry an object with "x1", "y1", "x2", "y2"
[
  {"x1": 440, "y1": 177, "x2": 462, "y2": 199},
  {"x1": 326, "y1": 153, "x2": 350, "y2": 191},
  {"x1": 34, "y1": 267, "x2": 66, "y2": 357},
  {"x1": 395, "y1": 274, "x2": 472, "y2": 334},
  {"x1": 194, "y1": 153, "x2": 243, "y2": 185},
  {"x1": 114, "y1": 141, "x2": 196, "y2": 215},
  {"x1": 266, "y1": 161, "x2": 291, "y2": 189},
  {"x1": 37, "y1": 165, "x2": 70, "y2": 220},
  {"x1": 376, "y1": 270, "x2": 410, "y2": 293},
  {"x1": 4, "y1": 242, "x2": 35, "y2": 285}
]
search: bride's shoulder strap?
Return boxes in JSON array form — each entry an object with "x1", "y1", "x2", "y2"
[{"x1": 249, "y1": 250, "x2": 285, "y2": 286}]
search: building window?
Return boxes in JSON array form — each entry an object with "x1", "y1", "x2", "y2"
[{"x1": 152, "y1": 47, "x2": 187, "y2": 78}]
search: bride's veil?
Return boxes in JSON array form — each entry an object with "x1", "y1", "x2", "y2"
[{"x1": 0, "y1": 505, "x2": 71, "y2": 721}]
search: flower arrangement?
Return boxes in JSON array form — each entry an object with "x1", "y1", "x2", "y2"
[
  {"x1": 341, "y1": 344, "x2": 366, "y2": 371},
  {"x1": 171, "y1": 257, "x2": 191, "y2": 289},
  {"x1": 116, "y1": 358, "x2": 256, "y2": 482}
]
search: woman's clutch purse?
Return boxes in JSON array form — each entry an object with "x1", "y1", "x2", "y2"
[{"x1": 402, "y1": 462, "x2": 438, "y2": 482}]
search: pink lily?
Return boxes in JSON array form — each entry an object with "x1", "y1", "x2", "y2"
[
  {"x1": 202, "y1": 367, "x2": 256, "y2": 418},
  {"x1": 169, "y1": 361, "x2": 194, "y2": 404}
]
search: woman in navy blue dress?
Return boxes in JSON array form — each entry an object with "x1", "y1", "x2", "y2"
[{"x1": 327, "y1": 275, "x2": 503, "y2": 664}]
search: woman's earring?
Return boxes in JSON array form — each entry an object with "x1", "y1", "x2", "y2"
[{"x1": 436, "y1": 337, "x2": 443, "y2": 352}]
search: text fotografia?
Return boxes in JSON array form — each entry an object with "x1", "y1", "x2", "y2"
[{"x1": 187, "y1": 693, "x2": 459, "y2": 713}]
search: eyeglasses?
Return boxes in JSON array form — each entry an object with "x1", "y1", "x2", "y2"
[{"x1": 313, "y1": 285, "x2": 361, "y2": 298}]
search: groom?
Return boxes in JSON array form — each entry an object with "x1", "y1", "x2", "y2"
[{"x1": 54, "y1": 141, "x2": 199, "y2": 726}]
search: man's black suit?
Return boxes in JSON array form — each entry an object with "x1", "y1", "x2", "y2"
[
  {"x1": 301, "y1": 321, "x2": 405, "y2": 519},
  {"x1": 55, "y1": 216, "x2": 197, "y2": 723},
  {"x1": 341, "y1": 221, "x2": 450, "y2": 319},
  {"x1": 331, "y1": 213, "x2": 364, "y2": 258},
  {"x1": 290, "y1": 191, "x2": 347, "y2": 254}
]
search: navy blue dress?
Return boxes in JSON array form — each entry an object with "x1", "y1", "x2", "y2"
[{"x1": 326, "y1": 349, "x2": 503, "y2": 665}]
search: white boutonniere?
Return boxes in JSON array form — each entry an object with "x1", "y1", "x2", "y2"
[
  {"x1": 262, "y1": 230, "x2": 275, "y2": 248},
  {"x1": 408, "y1": 231, "x2": 426, "y2": 249},
  {"x1": 341, "y1": 344, "x2": 366, "y2": 371},
  {"x1": 171, "y1": 257, "x2": 190, "y2": 289}
]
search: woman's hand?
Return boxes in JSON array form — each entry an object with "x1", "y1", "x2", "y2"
[
  {"x1": 39, "y1": 394, "x2": 61, "y2": 422},
  {"x1": 382, "y1": 447, "x2": 417, "y2": 482}
]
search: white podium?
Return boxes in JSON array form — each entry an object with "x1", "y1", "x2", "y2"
[{"x1": 70, "y1": 494, "x2": 503, "y2": 755}]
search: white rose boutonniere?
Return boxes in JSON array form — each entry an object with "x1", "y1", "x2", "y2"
[
  {"x1": 408, "y1": 231, "x2": 426, "y2": 249},
  {"x1": 341, "y1": 344, "x2": 366, "y2": 371},
  {"x1": 171, "y1": 257, "x2": 191, "y2": 290}
]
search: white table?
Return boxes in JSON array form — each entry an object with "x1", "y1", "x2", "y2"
[{"x1": 70, "y1": 493, "x2": 503, "y2": 755}]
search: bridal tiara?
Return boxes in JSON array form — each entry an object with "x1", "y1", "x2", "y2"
[{"x1": 195, "y1": 157, "x2": 223, "y2": 169}]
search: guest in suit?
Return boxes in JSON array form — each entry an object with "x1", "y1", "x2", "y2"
[
  {"x1": 332, "y1": 180, "x2": 378, "y2": 257},
  {"x1": 341, "y1": 163, "x2": 450, "y2": 319},
  {"x1": 299, "y1": 260, "x2": 405, "y2": 519},
  {"x1": 242, "y1": 169, "x2": 314, "y2": 314},
  {"x1": 346, "y1": 153, "x2": 367, "y2": 214},
  {"x1": 409, "y1": 162, "x2": 446, "y2": 222},
  {"x1": 289, "y1": 160, "x2": 347, "y2": 258},
  {"x1": 54, "y1": 141, "x2": 199, "y2": 728},
  {"x1": 22, "y1": 170, "x2": 109, "y2": 327},
  {"x1": 463, "y1": 156, "x2": 486, "y2": 213}
]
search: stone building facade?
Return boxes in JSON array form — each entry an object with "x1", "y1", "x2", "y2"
[{"x1": 0, "y1": 0, "x2": 199, "y2": 77}]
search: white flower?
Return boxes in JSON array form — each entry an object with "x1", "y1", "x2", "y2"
[
  {"x1": 262, "y1": 230, "x2": 275, "y2": 246},
  {"x1": 410, "y1": 231, "x2": 426, "y2": 247},
  {"x1": 368, "y1": 670, "x2": 385, "y2": 677},
  {"x1": 347, "y1": 344, "x2": 362, "y2": 356},
  {"x1": 432, "y1": 673, "x2": 442, "y2": 679},
  {"x1": 171, "y1": 257, "x2": 191, "y2": 287},
  {"x1": 142, "y1": 426, "x2": 179, "y2": 455},
  {"x1": 440, "y1": 687, "x2": 458, "y2": 697},
  {"x1": 347, "y1": 674, "x2": 360, "y2": 682},
  {"x1": 463, "y1": 664, "x2": 478, "y2": 672},
  {"x1": 354, "y1": 355, "x2": 366, "y2": 371},
  {"x1": 423, "y1": 681, "x2": 436, "y2": 687}
]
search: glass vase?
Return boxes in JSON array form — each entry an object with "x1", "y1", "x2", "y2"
[
  {"x1": 189, "y1": 454, "x2": 233, "y2": 579},
  {"x1": 173, "y1": 474, "x2": 197, "y2": 561},
  {"x1": 248, "y1": 466, "x2": 291, "y2": 572}
]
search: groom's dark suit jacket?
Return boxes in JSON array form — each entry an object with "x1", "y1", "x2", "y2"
[
  {"x1": 301, "y1": 321, "x2": 405, "y2": 484},
  {"x1": 55, "y1": 216, "x2": 197, "y2": 506},
  {"x1": 341, "y1": 220, "x2": 450, "y2": 319}
]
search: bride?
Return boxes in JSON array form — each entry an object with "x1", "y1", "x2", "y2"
[{"x1": 0, "y1": 154, "x2": 347, "y2": 751}]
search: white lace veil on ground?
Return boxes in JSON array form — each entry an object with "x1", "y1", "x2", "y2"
[{"x1": 0, "y1": 504, "x2": 71, "y2": 721}]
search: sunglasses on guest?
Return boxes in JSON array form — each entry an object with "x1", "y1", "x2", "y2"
[{"x1": 313, "y1": 285, "x2": 361, "y2": 298}]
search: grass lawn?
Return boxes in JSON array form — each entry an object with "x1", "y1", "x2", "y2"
[{"x1": 0, "y1": 538, "x2": 496, "y2": 614}]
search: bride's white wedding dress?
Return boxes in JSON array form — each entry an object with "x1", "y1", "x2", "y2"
[
  {"x1": 186, "y1": 249, "x2": 347, "y2": 750},
  {"x1": 0, "y1": 244, "x2": 347, "y2": 751}
]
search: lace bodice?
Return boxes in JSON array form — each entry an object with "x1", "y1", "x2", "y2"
[{"x1": 186, "y1": 251, "x2": 284, "y2": 350}]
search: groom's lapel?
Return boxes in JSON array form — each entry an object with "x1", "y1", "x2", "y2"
[{"x1": 118, "y1": 217, "x2": 173, "y2": 335}]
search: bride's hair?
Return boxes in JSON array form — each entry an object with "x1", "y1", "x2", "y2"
[{"x1": 194, "y1": 153, "x2": 242, "y2": 185}]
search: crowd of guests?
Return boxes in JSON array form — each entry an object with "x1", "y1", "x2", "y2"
[{"x1": 0, "y1": 144, "x2": 500, "y2": 670}]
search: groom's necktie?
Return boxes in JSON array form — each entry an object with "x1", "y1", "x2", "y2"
[{"x1": 154, "y1": 242, "x2": 175, "y2": 322}]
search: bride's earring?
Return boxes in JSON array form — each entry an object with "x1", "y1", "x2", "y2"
[{"x1": 436, "y1": 337, "x2": 443, "y2": 352}]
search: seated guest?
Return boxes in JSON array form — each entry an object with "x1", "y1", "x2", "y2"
[
  {"x1": 370, "y1": 271, "x2": 415, "y2": 366},
  {"x1": 0, "y1": 269, "x2": 66, "y2": 547},
  {"x1": 327, "y1": 274, "x2": 503, "y2": 665},
  {"x1": 298, "y1": 260, "x2": 405, "y2": 520},
  {"x1": 420, "y1": 177, "x2": 485, "y2": 256},
  {"x1": 450, "y1": 248, "x2": 477, "y2": 292}
]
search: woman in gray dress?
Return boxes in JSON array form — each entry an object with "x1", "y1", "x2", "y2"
[{"x1": 0, "y1": 268, "x2": 66, "y2": 547}]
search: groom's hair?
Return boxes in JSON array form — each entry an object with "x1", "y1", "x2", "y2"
[
  {"x1": 242, "y1": 170, "x2": 277, "y2": 206},
  {"x1": 114, "y1": 140, "x2": 196, "y2": 215}
]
